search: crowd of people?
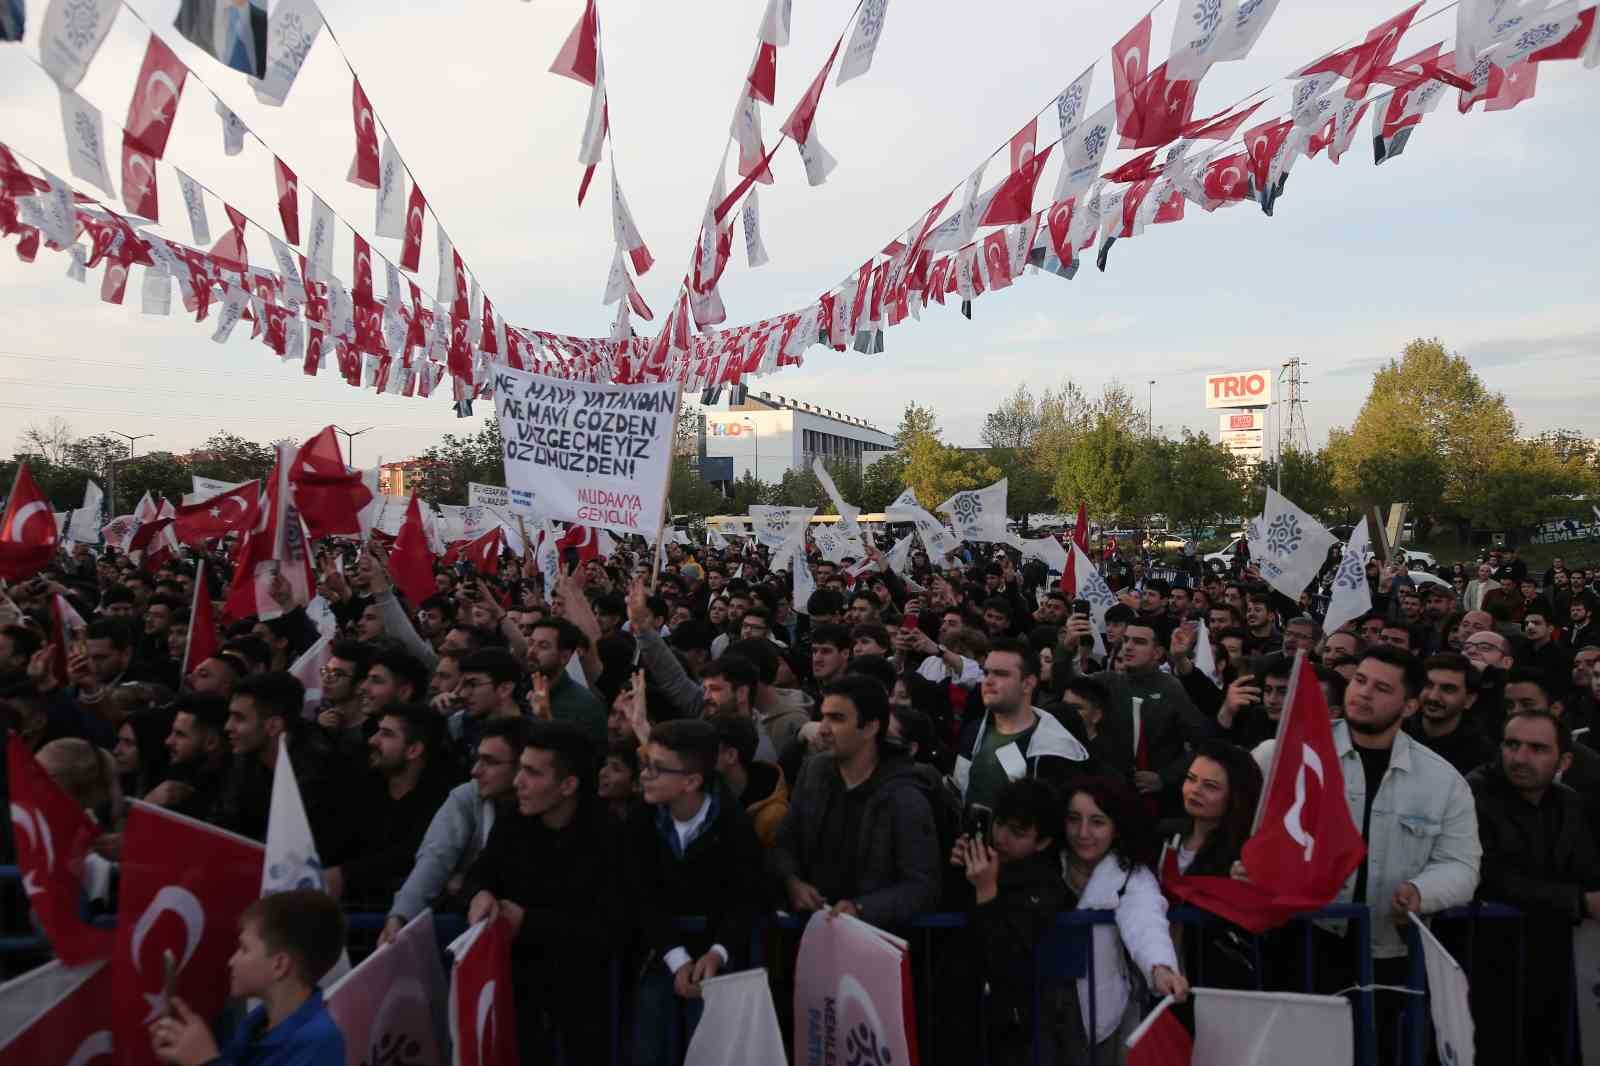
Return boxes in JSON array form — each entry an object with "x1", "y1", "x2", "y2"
[{"x1": 2, "y1": 525, "x2": 1598, "y2": 1065}]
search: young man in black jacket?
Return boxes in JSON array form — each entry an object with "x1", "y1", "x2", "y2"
[
  {"x1": 1468, "y1": 709, "x2": 1600, "y2": 1063},
  {"x1": 464, "y1": 720, "x2": 624, "y2": 1066},
  {"x1": 626, "y1": 719, "x2": 765, "y2": 1066},
  {"x1": 940, "y1": 777, "x2": 1065, "y2": 1066},
  {"x1": 771, "y1": 674, "x2": 942, "y2": 931}
]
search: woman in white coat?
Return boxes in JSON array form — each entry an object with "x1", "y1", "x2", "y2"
[{"x1": 1057, "y1": 777, "x2": 1189, "y2": 1065}]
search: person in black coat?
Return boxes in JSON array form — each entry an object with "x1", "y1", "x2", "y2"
[
  {"x1": 937, "y1": 777, "x2": 1067, "y2": 1066},
  {"x1": 463, "y1": 721, "x2": 625, "y2": 1066},
  {"x1": 625, "y1": 719, "x2": 765, "y2": 1066},
  {"x1": 1468, "y1": 710, "x2": 1600, "y2": 1065}
]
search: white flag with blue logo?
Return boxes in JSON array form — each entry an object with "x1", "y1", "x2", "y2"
[
  {"x1": 937, "y1": 478, "x2": 1009, "y2": 544},
  {"x1": 1256, "y1": 488, "x2": 1337, "y2": 600},
  {"x1": 1322, "y1": 518, "x2": 1372, "y2": 636},
  {"x1": 264, "y1": 740, "x2": 325, "y2": 895},
  {"x1": 1411, "y1": 913, "x2": 1474, "y2": 1066}
]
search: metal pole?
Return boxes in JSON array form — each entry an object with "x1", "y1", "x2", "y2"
[
  {"x1": 109, "y1": 431, "x2": 151, "y2": 513},
  {"x1": 742, "y1": 416, "x2": 757, "y2": 486},
  {"x1": 1147, "y1": 380, "x2": 1155, "y2": 437},
  {"x1": 331, "y1": 425, "x2": 373, "y2": 470}
]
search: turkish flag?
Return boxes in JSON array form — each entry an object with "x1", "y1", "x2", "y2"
[
  {"x1": 1111, "y1": 14, "x2": 1152, "y2": 138},
  {"x1": 173, "y1": 481, "x2": 260, "y2": 545},
  {"x1": 1202, "y1": 152, "x2": 1252, "y2": 204},
  {"x1": 1486, "y1": 59, "x2": 1539, "y2": 111},
  {"x1": 400, "y1": 183, "x2": 426, "y2": 272},
  {"x1": 1126, "y1": 1002, "x2": 1192, "y2": 1066},
  {"x1": 555, "y1": 522, "x2": 601, "y2": 567},
  {"x1": 209, "y1": 204, "x2": 249, "y2": 273},
  {"x1": 549, "y1": 0, "x2": 599, "y2": 85},
  {"x1": 1299, "y1": 1, "x2": 1423, "y2": 99},
  {"x1": 979, "y1": 228, "x2": 1013, "y2": 290},
  {"x1": 748, "y1": 41, "x2": 777, "y2": 105},
  {"x1": 1122, "y1": 64, "x2": 1199, "y2": 149},
  {"x1": 464, "y1": 525, "x2": 506, "y2": 576},
  {"x1": 99, "y1": 256, "x2": 132, "y2": 305},
  {"x1": 348, "y1": 79, "x2": 380, "y2": 188},
  {"x1": 274, "y1": 157, "x2": 300, "y2": 245},
  {"x1": 1102, "y1": 148, "x2": 1161, "y2": 185},
  {"x1": 125, "y1": 35, "x2": 188, "y2": 159},
  {"x1": 1060, "y1": 500, "x2": 1089, "y2": 596},
  {"x1": 6, "y1": 736, "x2": 116, "y2": 965},
  {"x1": 0, "y1": 958, "x2": 114, "y2": 1064},
  {"x1": 390, "y1": 494, "x2": 438, "y2": 607},
  {"x1": 1166, "y1": 655, "x2": 1365, "y2": 933},
  {"x1": 0, "y1": 463, "x2": 59, "y2": 581},
  {"x1": 780, "y1": 38, "x2": 842, "y2": 147},
  {"x1": 112, "y1": 802, "x2": 264, "y2": 1066},
  {"x1": 1181, "y1": 99, "x2": 1264, "y2": 141},
  {"x1": 1242, "y1": 118, "x2": 1295, "y2": 191},
  {"x1": 181, "y1": 559, "x2": 220, "y2": 678},
  {"x1": 289, "y1": 426, "x2": 374, "y2": 538},
  {"x1": 223, "y1": 449, "x2": 315, "y2": 623},
  {"x1": 449, "y1": 917, "x2": 520, "y2": 1066},
  {"x1": 980, "y1": 143, "x2": 1054, "y2": 226},
  {"x1": 120, "y1": 135, "x2": 160, "y2": 222}
]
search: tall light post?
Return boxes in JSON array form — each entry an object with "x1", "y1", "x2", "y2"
[
  {"x1": 108, "y1": 430, "x2": 151, "y2": 515},
  {"x1": 1146, "y1": 380, "x2": 1155, "y2": 437},
  {"x1": 741, "y1": 416, "x2": 758, "y2": 486},
  {"x1": 331, "y1": 425, "x2": 373, "y2": 469}
]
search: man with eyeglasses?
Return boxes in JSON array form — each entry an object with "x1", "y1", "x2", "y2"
[
  {"x1": 380, "y1": 716, "x2": 532, "y2": 946},
  {"x1": 313, "y1": 639, "x2": 372, "y2": 765},
  {"x1": 449, "y1": 648, "x2": 528, "y2": 772}
]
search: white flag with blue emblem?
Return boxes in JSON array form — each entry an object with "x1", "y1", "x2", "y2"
[
  {"x1": 1256, "y1": 488, "x2": 1336, "y2": 600},
  {"x1": 264, "y1": 739, "x2": 325, "y2": 894},
  {"x1": 1322, "y1": 518, "x2": 1372, "y2": 636},
  {"x1": 937, "y1": 478, "x2": 1009, "y2": 544},
  {"x1": 1168, "y1": 0, "x2": 1236, "y2": 81},
  {"x1": 1411, "y1": 913, "x2": 1474, "y2": 1066},
  {"x1": 793, "y1": 555, "x2": 817, "y2": 615}
]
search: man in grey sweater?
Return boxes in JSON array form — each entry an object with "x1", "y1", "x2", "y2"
[{"x1": 379, "y1": 716, "x2": 530, "y2": 944}]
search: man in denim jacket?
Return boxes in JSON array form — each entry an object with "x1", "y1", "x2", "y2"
[{"x1": 1259, "y1": 644, "x2": 1480, "y2": 1064}]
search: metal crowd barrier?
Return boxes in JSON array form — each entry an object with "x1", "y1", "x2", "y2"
[{"x1": 0, "y1": 863, "x2": 1567, "y2": 1066}]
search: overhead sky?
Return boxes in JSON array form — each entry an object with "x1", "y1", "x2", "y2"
[{"x1": 1, "y1": 0, "x2": 1596, "y2": 468}]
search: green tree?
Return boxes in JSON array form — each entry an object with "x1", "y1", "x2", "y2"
[
  {"x1": 1153, "y1": 432, "x2": 1248, "y2": 536},
  {"x1": 1466, "y1": 440, "x2": 1595, "y2": 533},
  {"x1": 981, "y1": 385, "x2": 1056, "y2": 523},
  {"x1": 728, "y1": 472, "x2": 776, "y2": 511},
  {"x1": 116, "y1": 451, "x2": 191, "y2": 510},
  {"x1": 667, "y1": 456, "x2": 728, "y2": 517},
  {"x1": 1251, "y1": 446, "x2": 1345, "y2": 520},
  {"x1": 1051, "y1": 383, "x2": 1142, "y2": 521},
  {"x1": 188, "y1": 431, "x2": 277, "y2": 485},
  {"x1": 860, "y1": 453, "x2": 905, "y2": 512},
  {"x1": 1329, "y1": 338, "x2": 1517, "y2": 525},
  {"x1": 412, "y1": 419, "x2": 504, "y2": 504},
  {"x1": 63, "y1": 434, "x2": 131, "y2": 483}
]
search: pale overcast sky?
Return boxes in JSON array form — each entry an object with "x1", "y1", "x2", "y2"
[{"x1": 1, "y1": 0, "x2": 1596, "y2": 467}]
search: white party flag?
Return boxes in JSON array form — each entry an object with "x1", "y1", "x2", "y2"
[
  {"x1": 251, "y1": 0, "x2": 323, "y2": 105},
  {"x1": 759, "y1": 0, "x2": 792, "y2": 45},
  {"x1": 1410, "y1": 913, "x2": 1474, "y2": 1066},
  {"x1": 1193, "y1": 987, "x2": 1352, "y2": 1066},
  {"x1": 1322, "y1": 517, "x2": 1373, "y2": 636},
  {"x1": 1055, "y1": 101, "x2": 1116, "y2": 204},
  {"x1": 684, "y1": 968, "x2": 787, "y2": 1066},
  {"x1": 1193, "y1": 615, "x2": 1221, "y2": 688},
  {"x1": 707, "y1": 526, "x2": 729, "y2": 550},
  {"x1": 177, "y1": 169, "x2": 211, "y2": 245},
  {"x1": 1255, "y1": 487, "x2": 1337, "y2": 601},
  {"x1": 884, "y1": 532, "x2": 914, "y2": 575},
  {"x1": 264, "y1": 738, "x2": 328, "y2": 894},
  {"x1": 811, "y1": 457, "x2": 861, "y2": 532},
  {"x1": 67, "y1": 480, "x2": 104, "y2": 544},
  {"x1": 305, "y1": 193, "x2": 335, "y2": 282},
  {"x1": 141, "y1": 266, "x2": 171, "y2": 316},
  {"x1": 1168, "y1": 0, "x2": 1235, "y2": 81},
  {"x1": 743, "y1": 188, "x2": 770, "y2": 268},
  {"x1": 1575, "y1": 919, "x2": 1600, "y2": 1062},
  {"x1": 937, "y1": 478, "x2": 1009, "y2": 543},
  {"x1": 837, "y1": 0, "x2": 890, "y2": 84},
  {"x1": 749, "y1": 506, "x2": 815, "y2": 551},
  {"x1": 1018, "y1": 535, "x2": 1067, "y2": 575},
  {"x1": 375, "y1": 137, "x2": 406, "y2": 238},
  {"x1": 40, "y1": 0, "x2": 120, "y2": 89},
  {"x1": 1214, "y1": 0, "x2": 1282, "y2": 63},
  {"x1": 793, "y1": 555, "x2": 817, "y2": 615},
  {"x1": 288, "y1": 633, "x2": 334, "y2": 715},
  {"x1": 58, "y1": 89, "x2": 115, "y2": 195}
]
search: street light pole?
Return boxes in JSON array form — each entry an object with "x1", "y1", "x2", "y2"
[
  {"x1": 742, "y1": 416, "x2": 758, "y2": 485},
  {"x1": 109, "y1": 431, "x2": 151, "y2": 514},
  {"x1": 1146, "y1": 380, "x2": 1155, "y2": 437},
  {"x1": 331, "y1": 425, "x2": 374, "y2": 469}
]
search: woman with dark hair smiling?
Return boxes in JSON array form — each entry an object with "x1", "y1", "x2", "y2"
[
  {"x1": 1056, "y1": 777, "x2": 1188, "y2": 1063},
  {"x1": 1159, "y1": 740, "x2": 1265, "y2": 990}
]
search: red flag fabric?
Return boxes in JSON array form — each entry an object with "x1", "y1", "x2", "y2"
[
  {"x1": 0, "y1": 463, "x2": 59, "y2": 581},
  {"x1": 554, "y1": 523, "x2": 601, "y2": 567},
  {"x1": 1044, "y1": 200, "x2": 1075, "y2": 268},
  {"x1": 1126, "y1": 1001, "x2": 1193, "y2": 1066},
  {"x1": 449, "y1": 917, "x2": 519, "y2": 1066},
  {"x1": 112, "y1": 802, "x2": 264, "y2": 1066},
  {"x1": 1202, "y1": 152, "x2": 1252, "y2": 203},
  {"x1": 390, "y1": 494, "x2": 438, "y2": 607},
  {"x1": 6, "y1": 736, "x2": 116, "y2": 965},
  {"x1": 464, "y1": 525, "x2": 505, "y2": 576},
  {"x1": 780, "y1": 38, "x2": 842, "y2": 147},
  {"x1": 1102, "y1": 148, "x2": 1161, "y2": 185},
  {"x1": 980, "y1": 228, "x2": 1013, "y2": 290},
  {"x1": 1166, "y1": 655, "x2": 1366, "y2": 933},
  {"x1": 1008, "y1": 118, "x2": 1038, "y2": 173},
  {"x1": 348, "y1": 79, "x2": 380, "y2": 188},
  {"x1": 173, "y1": 481, "x2": 260, "y2": 544},
  {"x1": 125, "y1": 35, "x2": 188, "y2": 159},
  {"x1": 1060, "y1": 501, "x2": 1089, "y2": 594},
  {"x1": 1486, "y1": 59, "x2": 1538, "y2": 111},
  {"x1": 979, "y1": 143, "x2": 1054, "y2": 226},
  {"x1": 289, "y1": 426, "x2": 374, "y2": 538},
  {"x1": 1121, "y1": 63, "x2": 1199, "y2": 149},
  {"x1": 209, "y1": 204, "x2": 249, "y2": 272},
  {"x1": 119, "y1": 135, "x2": 159, "y2": 221},
  {"x1": 1243, "y1": 118, "x2": 1295, "y2": 190},
  {"x1": 748, "y1": 42, "x2": 777, "y2": 105},
  {"x1": 1181, "y1": 99, "x2": 1266, "y2": 141},
  {"x1": 1299, "y1": 2, "x2": 1424, "y2": 99},
  {"x1": 274, "y1": 157, "x2": 299, "y2": 245},
  {"x1": 223, "y1": 450, "x2": 315, "y2": 622},
  {"x1": 549, "y1": 0, "x2": 599, "y2": 85},
  {"x1": 1530, "y1": 6, "x2": 1596, "y2": 63},
  {"x1": 0, "y1": 959, "x2": 114, "y2": 1064},
  {"x1": 400, "y1": 183, "x2": 426, "y2": 272},
  {"x1": 1111, "y1": 15, "x2": 1153, "y2": 138},
  {"x1": 181, "y1": 559, "x2": 219, "y2": 679}
]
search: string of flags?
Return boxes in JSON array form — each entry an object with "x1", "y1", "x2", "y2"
[{"x1": 1, "y1": 0, "x2": 1596, "y2": 407}]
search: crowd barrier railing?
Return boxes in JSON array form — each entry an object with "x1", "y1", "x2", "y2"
[{"x1": 0, "y1": 863, "x2": 1564, "y2": 1066}]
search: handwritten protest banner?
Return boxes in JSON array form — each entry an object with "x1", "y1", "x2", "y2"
[
  {"x1": 468, "y1": 482, "x2": 511, "y2": 510},
  {"x1": 493, "y1": 366, "x2": 677, "y2": 537}
]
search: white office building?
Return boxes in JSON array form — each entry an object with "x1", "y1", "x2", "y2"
[{"x1": 703, "y1": 390, "x2": 896, "y2": 486}]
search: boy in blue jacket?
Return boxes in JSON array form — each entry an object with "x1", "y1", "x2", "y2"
[{"x1": 150, "y1": 889, "x2": 346, "y2": 1066}]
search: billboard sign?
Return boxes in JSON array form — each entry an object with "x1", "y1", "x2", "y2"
[
  {"x1": 1220, "y1": 411, "x2": 1264, "y2": 432},
  {"x1": 1205, "y1": 369, "x2": 1273, "y2": 410}
]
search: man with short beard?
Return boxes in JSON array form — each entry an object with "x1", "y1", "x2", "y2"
[
  {"x1": 1250, "y1": 645, "x2": 1480, "y2": 1062},
  {"x1": 1403, "y1": 653, "x2": 1494, "y2": 778},
  {"x1": 144, "y1": 694, "x2": 230, "y2": 819}
]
